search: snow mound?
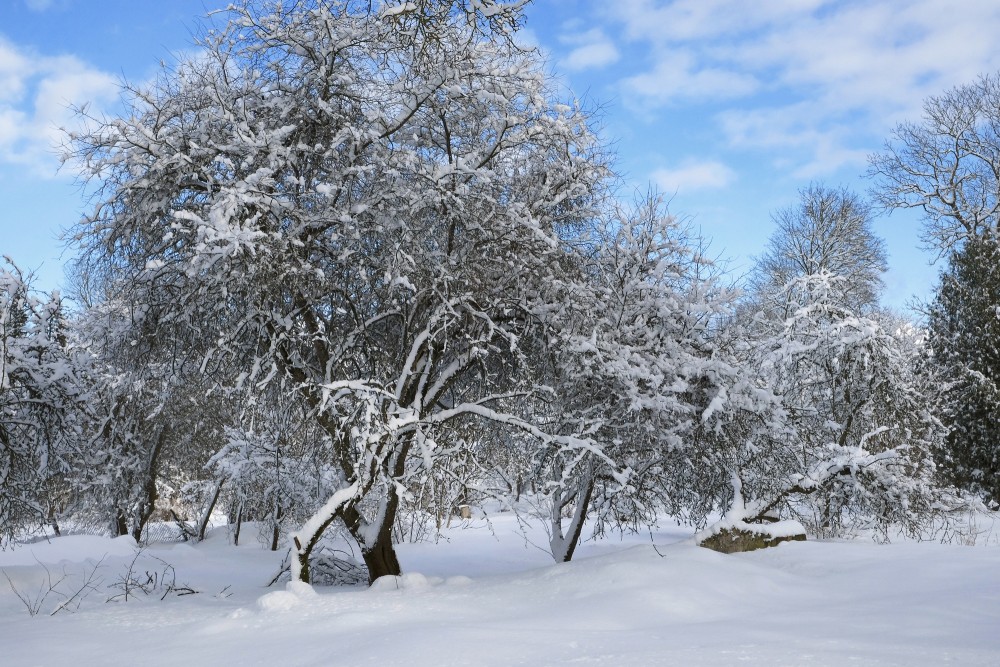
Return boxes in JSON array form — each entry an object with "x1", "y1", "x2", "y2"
[
  {"x1": 369, "y1": 572, "x2": 443, "y2": 591},
  {"x1": 256, "y1": 581, "x2": 319, "y2": 612}
]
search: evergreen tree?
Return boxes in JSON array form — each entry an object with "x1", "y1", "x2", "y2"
[{"x1": 928, "y1": 232, "x2": 1000, "y2": 503}]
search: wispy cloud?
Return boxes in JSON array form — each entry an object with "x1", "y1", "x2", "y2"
[
  {"x1": 610, "y1": 0, "x2": 826, "y2": 42},
  {"x1": 558, "y1": 28, "x2": 620, "y2": 71},
  {"x1": 584, "y1": 0, "x2": 1000, "y2": 177},
  {"x1": 651, "y1": 160, "x2": 735, "y2": 192},
  {"x1": 621, "y1": 53, "x2": 757, "y2": 106},
  {"x1": 0, "y1": 37, "x2": 117, "y2": 177},
  {"x1": 25, "y1": 0, "x2": 60, "y2": 11}
]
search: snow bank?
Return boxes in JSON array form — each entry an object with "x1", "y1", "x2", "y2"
[
  {"x1": 0, "y1": 534, "x2": 138, "y2": 566},
  {"x1": 0, "y1": 515, "x2": 997, "y2": 666}
]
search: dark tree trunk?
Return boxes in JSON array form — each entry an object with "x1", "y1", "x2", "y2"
[
  {"x1": 130, "y1": 500, "x2": 153, "y2": 543},
  {"x1": 295, "y1": 537, "x2": 310, "y2": 583},
  {"x1": 362, "y1": 493, "x2": 402, "y2": 583},
  {"x1": 270, "y1": 504, "x2": 283, "y2": 552},
  {"x1": 340, "y1": 498, "x2": 404, "y2": 585},
  {"x1": 196, "y1": 479, "x2": 224, "y2": 542},
  {"x1": 113, "y1": 510, "x2": 128, "y2": 537},
  {"x1": 361, "y1": 535, "x2": 402, "y2": 583},
  {"x1": 288, "y1": 425, "x2": 407, "y2": 585},
  {"x1": 46, "y1": 502, "x2": 61, "y2": 537},
  {"x1": 129, "y1": 426, "x2": 169, "y2": 543},
  {"x1": 355, "y1": 441, "x2": 411, "y2": 584},
  {"x1": 559, "y1": 474, "x2": 595, "y2": 563},
  {"x1": 233, "y1": 502, "x2": 244, "y2": 546},
  {"x1": 548, "y1": 464, "x2": 595, "y2": 563}
]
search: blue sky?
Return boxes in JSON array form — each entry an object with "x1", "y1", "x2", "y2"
[{"x1": 4, "y1": 1, "x2": 1000, "y2": 311}]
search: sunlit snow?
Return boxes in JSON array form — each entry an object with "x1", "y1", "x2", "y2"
[{"x1": 1, "y1": 513, "x2": 997, "y2": 666}]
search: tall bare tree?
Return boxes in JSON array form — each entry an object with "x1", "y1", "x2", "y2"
[
  {"x1": 750, "y1": 184, "x2": 886, "y2": 315},
  {"x1": 869, "y1": 72, "x2": 1000, "y2": 255}
]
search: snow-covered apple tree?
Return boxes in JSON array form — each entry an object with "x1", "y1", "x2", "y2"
[
  {"x1": 532, "y1": 194, "x2": 755, "y2": 562},
  {"x1": 753, "y1": 274, "x2": 944, "y2": 537},
  {"x1": 713, "y1": 187, "x2": 949, "y2": 543},
  {"x1": 68, "y1": 0, "x2": 614, "y2": 583}
]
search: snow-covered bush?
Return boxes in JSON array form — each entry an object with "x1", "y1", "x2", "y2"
[
  {"x1": 707, "y1": 210, "x2": 952, "y2": 543},
  {"x1": 0, "y1": 259, "x2": 86, "y2": 543},
  {"x1": 529, "y1": 195, "x2": 752, "y2": 561},
  {"x1": 208, "y1": 395, "x2": 341, "y2": 550},
  {"x1": 674, "y1": 187, "x2": 956, "y2": 549}
]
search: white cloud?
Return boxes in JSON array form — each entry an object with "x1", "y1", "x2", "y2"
[
  {"x1": 592, "y1": 0, "x2": 1000, "y2": 177},
  {"x1": 610, "y1": 0, "x2": 826, "y2": 43},
  {"x1": 622, "y1": 53, "x2": 757, "y2": 106},
  {"x1": 0, "y1": 38, "x2": 117, "y2": 177},
  {"x1": 0, "y1": 40, "x2": 31, "y2": 100},
  {"x1": 651, "y1": 160, "x2": 735, "y2": 192},
  {"x1": 720, "y1": 1, "x2": 978, "y2": 115},
  {"x1": 558, "y1": 28, "x2": 620, "y2": 72},
  {"x1": 563, "y1": 41, "x2": 619, "y2": 71},
  {"x1": 716, "y1": 103, "x2": 871, "y2": 176}
]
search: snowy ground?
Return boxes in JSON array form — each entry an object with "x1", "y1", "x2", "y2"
[{"x1": 1, "y1": 514, "x2": 998, "y2": 666}]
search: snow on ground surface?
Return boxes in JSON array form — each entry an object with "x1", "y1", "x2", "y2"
[{"x1": 1, "y1": 513, "x2": 998, "y2": 666}]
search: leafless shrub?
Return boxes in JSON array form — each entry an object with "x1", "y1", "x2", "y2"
[
  {"x1": 106, "y1": 548, "x2": 198, "y2": 602},
  {"x1": 2, "y1": 554, "x2": 106, "y2": 616}
]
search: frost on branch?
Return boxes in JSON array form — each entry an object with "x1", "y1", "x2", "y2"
[
  {"x1": 530, "y1": 194, "x2": 757, "y2": 561},
  {"x1": 57, "y1": 1, "x2": 965, "y2": 578}
]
